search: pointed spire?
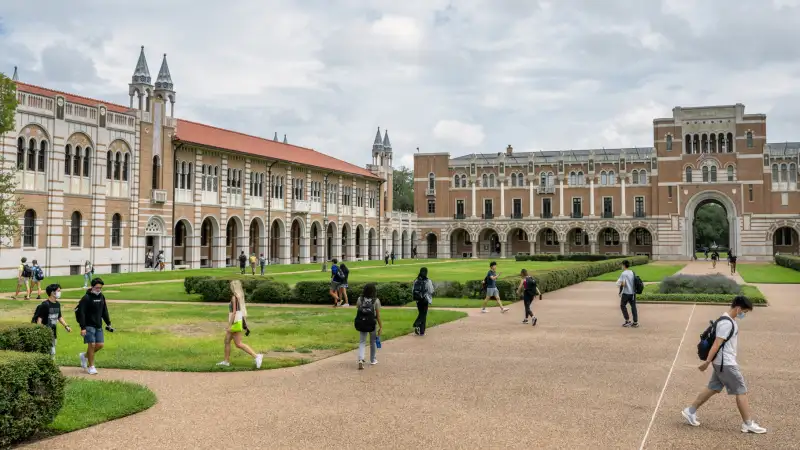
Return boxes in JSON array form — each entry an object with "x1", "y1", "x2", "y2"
[
  {"x1": 282, "y1": 134, "x2": 288, "y2": 144},
  {"x1": 11, "y1": 66, "x2": 18, "y2": 82},
  {"x1": 132, "y1": 46, "x2": 152, "y2": 84},
  {"x1": 273, "y1": 132, "x2": 278, "y2": 142},
  {"x1": 155, "y1": 54, "x2": 173, "y2": 90},
  {"x1": 372, "y1": 127, "x2": 384, "y2": 153},
  {"x1": 382, "y1": 129, "x2": 392, "y2": 152}
]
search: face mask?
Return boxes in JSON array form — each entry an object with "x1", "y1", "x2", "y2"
[
  {"x1": 92, "y1": 288, "x2": 102, "y2": 295},
  {"x1": 737, "y1": 312, "x2": 746, "y2": 320},
  {"x1": 55, "y1": 291, "x2": 61, "y2": 299}
]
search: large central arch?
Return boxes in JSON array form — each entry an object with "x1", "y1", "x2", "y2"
[{"x1": 683, "y1": 190, "x2": 738, "y2": 258}]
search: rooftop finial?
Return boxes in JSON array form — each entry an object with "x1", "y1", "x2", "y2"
[
  {"x1": 11, "y1": 66, "x2": 18, "y2": 82},
  {"x1": 131, "y1": 46, "x2": 152, "y2": 84},
  {"x1": 383, "y1": 129, "x2": 392, "y2": 152},
  {"x1": 273, "y1": 132, "x2": 278, "y2": 142},
  {"x1": 372, "y1": 127, "x2": 384, "y2": 153},
  {"x1": 283, "y1": 134, "x2": 288, "y2": 144},
  {"x1": 155, "y1": 53, "x2": 173, "y2": 91}
]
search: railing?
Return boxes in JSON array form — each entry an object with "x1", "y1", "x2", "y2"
[
  {"x1": 511, "y1": 212, "x2": 524, "y2": 219},
  {"x1": 426, "y1": 188, "x2": 435, "y2": 196},
  {"x1": 151, "y1": 189, "x2": 167, "y2": 203},
  {"x1": 634, "y1": 210, "x2": 646, "y2": 218},
  {"x1": 540, "y1": 212, "x2": 553, "y2": 219},
  {"x1": 571, "y1": 212, "x2": 584, "y2": 219},
  {"x1": 482, "y1": 213, "x2": 494, "y2": 220},
  {"x1": 453, "y1": 213, "x2": 467, "y2": 220},
  {"x1": 602, "y1": 211, "x2": 614, "y2": 218},
  {"x1": 293, "y1": 199, "x2": 311, "y2": 213},
  {"x1": 539, "y1": 185, "x2": 555, "y2": 194}
]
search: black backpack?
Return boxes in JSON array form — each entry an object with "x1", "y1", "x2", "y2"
[
  {"x1": 354, "y1": 298, "x2": 376, "y2": 332},
  {"x1": 34, "y1": 266, "x2": 45, "y2": 281},
  {"x1": 339, "y1": 265, "x2": 349, "y2": 282},
  {"x1": 412, "y1": 278, "x2": 426, "y2": 301},
  {"x1": 22, "y1": 264, "x2": 32, "y2": 278},
  {"x1": 523, "y1": 276, "x2": 537, "y2": 296},
  {"x1": 697, "y1": 316, "x2": 734, "y2": 370},
  {"x1": 31, "y1": 301, "x2": 47, "y2": 324},
  {"x1": 632, "y1": 272, "x2": 644, "y2": 295}
]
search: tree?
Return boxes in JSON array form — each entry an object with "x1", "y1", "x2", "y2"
[
  {"x1": 0, "y1": 72, "x2": 21, "y2": 245},
  {"x1": 694, "y1": 203, "x2": 729, "y2": 248},
  {"x1": 392, "y1": 166, "x2": 414, "y2": 212}
]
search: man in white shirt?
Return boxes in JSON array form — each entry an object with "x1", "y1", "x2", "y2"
[
  {"x1": 682, "y1": 295, "x2": 767, "y2": 434},
  {"x1": 615, "y1": 260, "x2": 639, "y2": 328}
]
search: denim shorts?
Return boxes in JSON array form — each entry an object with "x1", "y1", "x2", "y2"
[
  {"x1": 83, "y1": 326, "x2": 104, "y2": 344},
  {"x1": 485, "y1": 287, "x2": 500, "y2": 298}
]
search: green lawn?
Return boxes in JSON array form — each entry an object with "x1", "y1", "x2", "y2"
[
  {"x1": 0, "y1": 301, "x2": 466, "y2": 372},
  {"x1": 58, "y1": 282, "x2": 203, "y2": 302},
  {"x1": 47, "y1": 378, "x2": 157, "y2": 434},
  {"x1": 736, "y1": 263, "x2": 800, "y2": 284},
  {"x1": 588, "y1": 264, "x2": 685, "y2": 282}
]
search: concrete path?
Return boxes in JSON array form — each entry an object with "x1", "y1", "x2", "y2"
[
  {"x1": 676, "y1": 260, "x2": 746, "y2": 284},
  {"x1": 22, "y1": 280, "x2": 800, "y2": 449}
]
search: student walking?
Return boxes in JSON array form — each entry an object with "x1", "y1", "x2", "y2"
[
  {"x1": 33, "y1": 284, "x2": 72, "y2": 358},
  {"x1": 412, "y1": 267, "x2": 434, "y2": 336},
  {"x1": 338, "y1": 263, "x2": 351, "y2": 307},
  {"x1": 517, "y1": 269, "x2": 542, "y2": 326},
  {"x1": 259, "y1": 253, "x2": 267, "y2": 275},
  {"x1": 217, "y1": 280, "x2": 263, "y2": 368},
  {"x1": 157, "y1": 250, "x2": 166, "y2": 271},
  {"x1": 354, "y1": 283, "x2": 382, "y2": 369},
  {"x1": 384, "y1": 251, "x2": 389, "y2": 265},
  {"x1": 481, "y1": 261, "x2": 509, "y2": 313},
  {"x1": 249, "y1": 252, "x2": 257, "y2": 275},
  {"x1": 13, "y1": 257, "x2": 32, "y2": 300},
  {"x1": 76, "y1": 278, "x2": 113, "y2": 375},
  {"x1": 616, "y1": 260, "x2": 639, "y2": 328},
  {"x1": 729, "y1": 253, "x2": 738, "y2": 275},
  {"x1": 82, "y1": 260, "x2": 93, "y2": 288},
  {"x1": 390, "y1": 250, "x2": 396, "y2": 264},
  {"x1": 682, "y1": 295, "x2": 766, "y2": 434},
  {"x1": 711, "y1": 250, "x2": 719, "y2": 269},
  {"x1": 329, "y1": 258, "x2": 343, "y2": 307},
  {"x1": 31, "y1": 260, "x2": 45, "y2": 299},
  {"x1": 238, "y1": 251, "x2": 247, "y2": 274}
]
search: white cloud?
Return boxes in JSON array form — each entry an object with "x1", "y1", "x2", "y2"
[
  {"x1": 370, "y1": 15, "x2": 425, "y2": 50},
  {"x1": 433, "y1": 120, "x2": 485, "y2": 147}
]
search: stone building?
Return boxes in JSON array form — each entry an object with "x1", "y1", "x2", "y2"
[
  {"x1": 2, "y1": 47, "x2": 417, "y2": 277},
  {"x1": 413, "y1": 104, "x2": 799, "y2": 261}
]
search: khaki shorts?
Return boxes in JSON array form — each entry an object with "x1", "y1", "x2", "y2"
[{"x1": 708, "y1": 364, "x2": 747, "y2": 395}]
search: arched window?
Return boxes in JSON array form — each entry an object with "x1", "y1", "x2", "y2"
[
  {"x1": 511, "y1": 173, "x2": 517, "y2": 187},
  {"x1": 772, "y1": 164, "x2": 779, "y2": 181},
  {"x1": 546, "y1": 172, "x2": 553, "y2": 186},
  {"x1": 727, "y1": 166, "x2": 734, "y2": 182},
  {"x1": 27, "y1": 139, "x2": 36, "y2": 171},
  {"x1": 181, "y1": 162, "x2": 188, "y2": 189},
  {"x1": 237, "y1": 169, "x2": 243, "y2": 188},
  {"x1": 70, "y1": 211, "x2": 82, "y2": 247},
  {"x1": 781, "y1": 163, "x2": 788, "y2": 182},
  {"x1": 630, "y1": 170, "x2": 638, "y2": 185},
  {"x1": 685, "y1": 167, "x2": 692, "y2": 183},
  {"x1": 608, "y1": 171, "x2": 616, "y2": 185},
  {"x1": 684, "y1": 134, "x2": 692, "y2": 154},
  {"x1": 73, "y1": 146, "x2": 82, "y2": 176},
  {"x1": 666, "y1": 135, "x2": 673, "y2": 151},
  {"x1": 65, "y1": 145, "x2": 72, "y2": 175},
  {"x1": 453, "y1": 174, "x2": 459, "y2": 187},
  {"x1": 114, "y1": 152, "x2": 121, "y2": 180},
  {"x1": 726, "y1": 133, "x2": 733, "y2": 152},
  {"x1": 790, "y1": 164, "x2": 797, "y2": 183},
  {"x1": 106, "y1": 151, "x2": 113, "y2": 180},
  {"x1": 111, "y1": 213, "x2": 122, "y2": 247},
  {"x1": 23, "y1": 209, "x2": 36, "y2": 247},
  {"x1": 489, "y1": 173, "x2": 495, "y2": 187},
  {"x1": 568, "y1": 172, "x2": 574, "y2": 185},
  {"x1": 702, "y1": 166, "x2": 709, "y2": 182},
  {"x1": 482, "y1": 173, "x2": 488, "y2": 187},
  {"x1": 601, "y1": 171, "x2": 607, "y2": 185},
  {"x1": 518, "y1": 173, "x2": 525, "y2": 186},
  {"x1": 152, "y1": 155, "x2": 160, "y2": 189},
  {"x1": 718, "y1": 133, "x2": 725, "y2": 153},
  {"x1": 460, "y1": 174, "x2": 466, "y2": 188},
  {"x1": 38, "y1": 141, "x2": 46, "y2": 173},
  {"x1": 82, "y1": 147, "x2": 91, "y2": 177},
  {"x1": 710, "y1": 166, "x2": 717, "y2": 182},
  {"x1": 639, "y1": 170, "x2": 646, "y2": 185},
  {"x1": 123, "y1": 153, "x2": 130, "y2": 181},
  {"x1": 746, "y1": 131, "x2": 753, "y2": 148},
  {"x1": 577, "y1": 171, "x2": 584, "y2": 185},
  {"x1": 540, "y1": 173, "x2": 546, "y2": 186},
  {"x1": 16, "y1": 137, "x2": 25, "y2": 170}
]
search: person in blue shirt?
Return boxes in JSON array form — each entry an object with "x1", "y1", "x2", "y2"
[
  {"x1": 481, "y1": 261, "x2": 509, "y2": 313},
  {"x1": 330, "y1": 258, "x2": 343, "y2": 307}
]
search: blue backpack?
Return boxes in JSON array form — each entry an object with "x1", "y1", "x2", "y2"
[{"x1": 34, "y1": 266, "x2": 45, "y2": 281}]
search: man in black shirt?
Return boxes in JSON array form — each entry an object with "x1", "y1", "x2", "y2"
[
  {"x1": 34, "y1": 283, "x2": 71, "y2": 358},
  {"x1": 76, "y1": 278, "x2": 112, "y2": 375}
]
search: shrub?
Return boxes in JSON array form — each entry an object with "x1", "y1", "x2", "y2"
[
  {"x1": 293, "y1": 281, "x2": 335, "y2": 305},
  {"x1": 659, "y1": 274, "x2": 740, "y2": 295},
  {"x1": 250, "y1": 280, "x2": 293, "y2": 303},
  {"x1": 0, "y1": 351, "x2": 66, "y2": 447},
  {"x1": 432, "y1": 281, "x2": 465, "y2": 298},
  {"x1": 638, "y1": 285, "x2": 767, "y2": 305},
  {"x1": 0, "y1": 324, "x2": 53, "y2": 354},
  {"x1": 184, "y1": 276, "x2": 212, "y2": 294},
  {"x1": 293, "y1": 281, "x2": 412, "y2": 306},
  {"x1": 775, "y1": 254, "x2": 800, "y2": 271},
  {"x1": 514, "y1": 254, "x2": 631, "y2": 262}
]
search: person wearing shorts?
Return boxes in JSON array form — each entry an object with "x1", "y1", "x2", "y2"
[
  {"x1": 13, "y1": 257, "x2": 31, "y2": 300},
  {"x1": 76, "y1": 278, "x2": 112, "y2": 375},
  {"x1": 337, "y1": 263, "x2": 351, "y2": 307},
  {"x1": 329, "y1": 258, "x2": 342, "y2": 307},
  {"x1": 481, "y1": 261, "x2": 508, "y2": 313},
  {"x1": 682, "y1": 295, "x2": 767, "y2": 434},
  {"x1": 729, "y1": 253, "x2": 737, "y2": 275},
  {"x1": 34, "y1": 284, "x2": 72, "y2": 358}
]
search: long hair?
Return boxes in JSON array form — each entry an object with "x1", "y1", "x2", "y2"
[
  {"x1": 230, "y1": 280, "x2": 247, "y2": 317},
  {"x1": 362, "y1": 283, "x2": 377, "y2": 300}
]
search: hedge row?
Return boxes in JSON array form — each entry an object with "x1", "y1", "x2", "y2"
[
  {"x1": 638, "y1": 285, "x2": 767, "y2": 305},
  {"x1": 775, "y1": 254, "x2": 800, "y2": 271},
  {"x1": 514, "y1": 254, "x2": 632, "y2": 262},
  {"x1": 0, "y1": 326, "x2": 66, "y2": 447},
  {"x1": 186, "y1": 256, "x2": 648, "y2": 304}
]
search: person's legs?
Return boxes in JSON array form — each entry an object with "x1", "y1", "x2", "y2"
[
  {"x1": 419, "y1": 301, "x2": 429, "y2": 335},
  {"x1": 83, "y1": 273, "x2": 89, "y2": 288},
  {"x1": 358, "y1": 331, "x2": 367, "y2": 361},
  {"x1": 413, "y1": 301, "x2": 422, "y2": 333},
  {"x1": 330, "y1": 286, "x2": 340, "y2": 306},
  {"x1": 340, "y1": 287, "x2": 349, "y2": 306},
  {"x1": 620, "y1": 295, "x2": 631, "y2": 322},
  {"x1": 523, "y1": 296, "x2": 533, "y2": 320},
  {"x1": 35, "y1": 281, "x2": 42, "y2": 298},
  {"x1": 87, "y1": 343, "x2": 103, "y2": 368},
  {"x1": 232, "y1": 332, "x2": 257, "y2": 358},
  {"x1": 736, "y1": 394, "x2": 754, "y2": 423},
  {"x1": 369, "y1": 330, "x2": 377, "y2": 363},
  {"x1": 494, "y1": 293, "x2": 505, "y2": 309},
  {"x1": 481, "y1": 294, "x2": 490, "y2": 310},
  {"x1": 690, "y1": 387, "x2": 719, "y2": 411},
  {"x1": 223, "y1": 331, "x2": 233, "y2": 362},
  {"x1": 630, "y1": 296, "x2": 639, "y2": 324}
]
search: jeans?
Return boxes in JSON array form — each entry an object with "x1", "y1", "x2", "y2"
[
  {"x1": 260, "y1": 264, "x2": 266, "y2": 275},
  {"x1": 523, "y1": 295, "x2": 534, "y2": 319},
  {"x1": 620, "y1": 293, "x2": 638, "y2": 323},
  {"x1": 414, "y1": 300, "x2": 429, "y2": 334},
  {"x1": 83, "y1": 273, "x2": 90, "y2": 287},
  {"x1": 358, "y1": 331, "x2": 377, "y2": 363}
]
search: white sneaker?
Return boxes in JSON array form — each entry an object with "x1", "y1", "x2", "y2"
[
  {"x1": 358, "y1": 360, "x2": 364, "y2": 370},
  {"x1": 255, "y1": 354, "x2": 263, "y2": 369},
  {"x1": 481, "y1": 308, "x2": 488, "y2": 313},
  {"x1": 79, "y1": 352, "x2": 87, "y2": 369},
  {"x1": 682, "y1": 408, "x2": 700, "y2": 427},
  {"x1": 741, "y1": 421, "x2": 767, "y2": 434},
  {"x1": 87, "y1": 366, "x2": 98, "y2": 375},
  {"x1": 216, "y1": 361, "x2": 231, "y2": 367},
  {"x1": 370, "y1": 360, "x2": 378, "y2": 365}
]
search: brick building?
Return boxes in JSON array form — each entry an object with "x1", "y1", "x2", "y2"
[
  {"x1": 413, "y1": 104, "x2": 799, "y2": 261},
  {"x1": 2, "y1": 47, "x2": 417, "y2": 277}
]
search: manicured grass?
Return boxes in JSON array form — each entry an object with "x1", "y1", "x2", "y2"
[
  {"x1": 0, "y1": 301, "x2": 466, "y2": 372},
  {"x1": 47, "y1": 378, "x2": 157, "y2": 434},
  {"x1": 588, "y1": 264, "x2": 686, "y2": 282},
  {"x1": 59, "y1": 282, "x2": 203, "y2": 302},
  {"x1": 636, "y1": 283, "x2": 767, "y2": 305},
  {"x1": 407, "y1": 298, "x2": 521, "y2": 308},
  {"x1": 736, "y1": 263, "x2": 800, "y2": 284}
]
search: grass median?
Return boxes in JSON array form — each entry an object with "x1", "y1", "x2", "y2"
[
  {"x1": 636, "y1": 283, "x2": 767, "y2": 305},
  {"x1": 736, "y1": 263, "x2": 800, "y2": 284},
  {"x1": 0, "y1": 301, "x2": 466, "y2": 372}
]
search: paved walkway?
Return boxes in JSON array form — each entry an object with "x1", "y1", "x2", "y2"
[
  {"x1": 22, "y1": 280, "x2": 800, "y2": 449},
  {"x1": 675, "y1": 260, "x2": 746, "y2": 284}
]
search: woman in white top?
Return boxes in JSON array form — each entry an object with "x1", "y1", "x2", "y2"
[{"x1": 217, "y1": 280, "x2": 263, "y2": 369}]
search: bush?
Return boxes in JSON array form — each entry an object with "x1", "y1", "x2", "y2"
[
  {"x1": 432, "y1": 281, "x2": 465, "y2": 298},
  {"x1": 659, "y1": 274, "x2": 740, "y2": 294},
  {"x1": 514, "y1": 254, "x2": 631, "y2": 262},
  {"x1": 250, "y1": 280, "x2": 293, "y2": 303},
  {"x1": 293, "y1": 281, "x2": 412, "y2": 306},
  {"x1": 775, "y1": 254, "x2": 800, "y2": 271},
  {"x1": 0, "y1": 325, "x2": 53, "y2": 354},
  {"x1": 0, "y1": 351, "x2": 66, "y2": 447},
  {"x1": 184, "y1": 276, "x2": 212, "y2": 294},
  {"x1": 638, "y1": 284, "x2": 767, "y2": 305}
]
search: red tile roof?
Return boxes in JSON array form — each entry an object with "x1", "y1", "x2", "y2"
[
  {"x1": 15, "y1": 82, "x2": 133, "y2": 114},
  {"x1": 175, "y1": 119, "x2": 380, "y2": 179}
]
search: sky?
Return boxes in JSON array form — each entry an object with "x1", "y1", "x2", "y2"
[{"x1": 2, "y1": 0, "x2": 800, "y2": 170}]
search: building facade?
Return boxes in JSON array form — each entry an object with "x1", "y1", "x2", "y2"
[
  {"x1": 2, "y1": 48, "x2": 417, "y2": 277},
  {"x1": 414, "y1": 104, "x2": 799, "y2": 261}
]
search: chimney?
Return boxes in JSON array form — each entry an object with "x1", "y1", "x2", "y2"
[{"x1": 506, "y1": 144, "x2": 513, "y2": 156}]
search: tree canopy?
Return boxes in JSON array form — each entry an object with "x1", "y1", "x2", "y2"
[
  {"x1": 0, "y1": 72, "x2": 21, "y2": 244},
  {"x1": 693, "y1": 203, "x2": 729, "y2": 248},
  {"x1": 392, "y1": 166, "x2": 414, "y2": 212}
]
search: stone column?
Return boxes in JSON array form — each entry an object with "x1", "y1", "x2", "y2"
[
  {"x1": 528, "y1": 181, "x2": 534, "y2": 217},
  {"x1": 471, "y1": 181, "x2": 477, "y2": 217},
  {"x1": 621, "y1": 178, "x2": 627, "y2": 217},
  {"x1": 590, "y1": 179, "x2": 595, "y2": 217},
  {"x1": 559, "y1": 179, "x2": 565, "y2": 217},
  {"x1": 559, "y1": 240, "x2": 565, "y2": 255},
  {"x1": 622, "y1": 240, "x2": 629, "y2": 256},
  {"x1": 529, "y1": 240, "x2": 536, "y2": 255},
  {"x1": 590, "y1": 239, "x2": 597, "y2": 254},
  {"x1": 500, "y1": 240, "x2": 506, "y2": 259},
  {"x1": 471, "y1": 240, "x2": 478, "y2": 259},
  {"x1": 500, "y1": 180, "x2": 505, "y2": 218}
]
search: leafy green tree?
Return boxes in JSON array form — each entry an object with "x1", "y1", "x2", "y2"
[
  {"x1": 0, "y1": 72, "x2": 22, "y2": 244},
  {"x1": 694, "y1": 203, "x2": 729, "y2": 248},
  {"x1": 392, "y1": 166, "x2": 414, "y2": 212}
]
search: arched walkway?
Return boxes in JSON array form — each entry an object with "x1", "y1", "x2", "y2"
[
  {"x1": 173, "y1": 219, "x2": 193, "y2": 266},
  {"x1": 290, "y1": 218, "x2": 305, "y2": 264},
  {"x1": 355, "y1": 225, "x2": 364, "y2": 260},
  {"x1": 773, "y1": 226, "x2": 799, "y2": 255},
  {"x1": 310, "y1": 221, "x2": 322, "y2": 262},
  {"x1": 597, "y1": 227, "x2": 622, "y2": 255},
  {"x1": 410, "y1": 231, "x2": 418, "y2": 258},
  {"x1": 226, "y1": 216, "x2": 244, "y2": 266},
  {"x1": 342, "y1": 223, "x2": 352, "y2": 261},
  {"x1": 449, "y1": 228, "x2": 472, "y2": 258},
  {"x1": 629, "y1": 228, "x2": 653, "y2": 256},
  {"x1": 144, "y1": 216, "x2": 166, "y2": 268},
  {"x1": 506, "y1": 227, "x2": 529, "y2": 256},
  {"x1": 478, "y1": 228, "x2": 499, "y2": 259},
  {"x1": 391, "y1": 230, "x2": 399, "y2": 257},
  {"x1": 200, "y1": 216, "x2": 219, "y2": 267},
  {"x1": 426, "y1": 233, "x2": 438, "y2": 259},
  {"x1": 537, "y1": 227, "x2": 560, "y2": 254},
  {"x1": 567, "y1": 227, "x2": 590, "y2": 254},
  {"x1": 401, "y1": 230, "x2": 409, "y2": 259},
  {"x1": 249, "y1": 218, "x2": 265, "y2": 257},
  {"x1": 684, "y1": 190, "x2": 738, "y2": 258},
  {"x1": 368, "y1": 228, "x2": 377, "y2": 260},
  {"x1": 326, "y1": 222, "x2": 337, "y2": 261},
  {"x1": 270, "y1": 219, "x2": 286, "y2": 264}
]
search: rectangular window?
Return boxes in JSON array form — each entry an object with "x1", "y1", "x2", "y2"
[
  {"x1": 542, "y1": 198, "x2": 552, "y2": 217},
  {"x1": 456, "y1": 199, "x2": 465, "y2": 216},
  {"x1": 667, "y1": 186, "x2": 673, "y2": 200},
  {"x1": 427, "y1": 199, "x2": 436, "y2": 214},
  {"x1": 70, "y1": 265, "x2": 80, "y2": 276},
  {"x1": 634, "y1": 196, "x2": 645, "y2": 216},
  {"x1": 603, "y1": 197, "x2": 613, "y2": 217},
  {"x1": 512, "y1": 198, "x2": 522, "y2": 217},
  {"x1": 483, "y1": 199, "x2": 493, "y2": 217},
  {"x1": 748, "y1": 184, "x2": 754, "y2": 202},
  {"x1": 781, "y1": 192, "x2": 788, "y2": 206},
  {"x1": 572, "y1": 198, "x2": 582, "y2": 217},
  {"x1": 111, "y1": 264, "x2": 121, "y2": 274}
]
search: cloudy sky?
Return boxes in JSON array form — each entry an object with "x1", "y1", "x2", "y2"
[{"x1": 2, "y1": 0, "x2": 800, "y2": 169}]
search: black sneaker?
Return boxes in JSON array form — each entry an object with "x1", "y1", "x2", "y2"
[
  {"x1": 414, "y1": 327, "x2": 421, "y2": 336},
  {"x1": 36, "y1": 295, "x2": 41, "y2": 300},
  {"x1": 522, "y1": 319, "x2": 529, "y2": 324},
  {"x1": 623, "y1": 321, "x2": 632, "y2": 327},
  {"x1": 532, "y1": 317, "x2": 538, "y2": 326},
  {"x1": 631, "y1": 322, "x2": 640, "y2": 328}
]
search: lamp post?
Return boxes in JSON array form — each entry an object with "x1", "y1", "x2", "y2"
[{"x1": 321, "y1": 172, "x2": 332, "y2": 272}]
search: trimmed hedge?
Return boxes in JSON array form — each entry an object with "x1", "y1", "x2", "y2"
[
  {"x1": 775, "y1": 254, "x2": 800, "y2": 271},
  {"x1": 638, "y1": 284, "x2": 767, "y2": 305},
  {"x1": 514, "y1": 254, "x2": 632, "y2": 262},
  {"x1": 658, "y1": 274, "x2": 740, "y2": 295},
  {"x1": 0, "y1": 324, "x2": 53, "y2": 354}
]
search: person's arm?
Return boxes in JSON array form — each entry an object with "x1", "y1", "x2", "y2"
[
  {"x1": 516, "y1": 279, "x2": 524, "y2": 295},
  {"x1": 58, "y1": 316, "x2": 71, "y2": 331},
  {"x1": 101, "y1": 297, "x2": 111, "y2": 327},
  {"x1": 76, "y1": 296, "x2": 87, "y2": 330},
  {"x1": 376, "y1": 307, "x2": 383, "y2": 335},
  {"x1": 699, "y1": 321, "x2": 731, "y2": 371},
  {"x1": 229, "y1": 297, "x2": 237, "y2": 327}
]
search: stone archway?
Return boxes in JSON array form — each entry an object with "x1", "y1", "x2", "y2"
[
  {"x1": 173, "y1": 219, "x2": 193, "y2": 267},
  {"x1": 478, "y1": 228, "x2": 500, "y2": 259},
  {"x1": 773, "y1": 226, "x2": 800, "y2": 255},
  {"x1": 391, "y1": 230, "x2": 399, "y2": 257},
  {"x1": 684, "y1": 190, "x2": 738, "y2": 258},
  {"x1": 355, "y1": 225, "x2": 364, "y2": 260},
  {"x1": 597, "y1": 227, "x2": 622, "y2": 255},
  {"x1": 249, "y1": 217, "x2": 265, "y2": 257},
  {"x1": 401, "y1": 230, "x2": 409, "y2": 259},
  {"x1": 630, "y1": 228, "x2": 654, "y2": 256},
  {"x1": 506, "y1": 227, "x2": 529, "y2": 256},
  {"x1": 368, "y1": 228, "x2": 377, "y2": 260},
  {"x1": 567, "y1": 227, "x2": 590, "y2": 254},
  {"x1": 226, "y1": 216, "x2": 244, "y2": 266},
  {"x1": 200, "y1": 216, "x2": 219, "y2": 267},
  {"x1": 342, "y1": 223, "x2": 352, "y2": 261},
  {"x1": 537, "y1": 227, "x2": 560, "y2": 254},
  {"x1": 270, "y1": 218, "x2": 286, "y2": 264},
  {"x1": 426, "y1": 233, "x2": 438, "y2": 258},
  {"x1": 310, "y1": 221, "x2": 323, "y2": 262},
  {"x1": 144, "y1": 216, "x2": 166, "y2": 269},
  {"x1": 290, "y1": 218, "x2": 305, "y2": 264},
  {"x1": 449, "y1": 228, "x2": 472, "y2": 258}
]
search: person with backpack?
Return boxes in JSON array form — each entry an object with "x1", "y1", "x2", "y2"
[
  {"x1": 13, "y1": 257, "x2": 32, "y2": 300},
  {"x1": 682, "y1": 295, "x2": 766, "y2": 434},
  {"x1": 384, "y1": 251, "x2": 389, "y2": 265},
  {"x1": 711, "y1": 250, "x2": 719, "y2": 269},
  {"x1": 216, "y1": 280, "x2": 263, "y2": 369},
  {"x1": 412, "y1": 267, "x2": 434, "y2": 336},
  {"x1": 238, "y1": 251, "x2": 247, "y2": 274},
  {"x1": 249, "y1": 252, "x2": 257, "y2": 275},
  {"x1": 615, "y1": 260, "x2": 641, "y2": 328},
  {"x1": 76, "y1": 278, "x2": 113, "y2": 375},
  {"x1": 82, "y1": 260, "x2": 93, "y2": 288},
  {"x1": 354, "y1": 283, "x2": 382, "y2": 369},
  {"x1": 729, "y1": 253, "x2": 737, "y2": 275},
  {"x1": 33, "y1": 283, "x2": 71, "y2": 358},
  {"x1": 259, "y1": 253, "x2": 267, "y2": 276},
  {"x1": 516, "y1": 269, "x2": 542, "y2": 326},
  {"x1": 330, "y1": 258, "x2": 343, "y2": 307},
  {"x1": 481, "y1": 261, "x2": 509, "y2": 313},
  {"x1": 338, "y1": 263, "x2": 351, "y2": 307},
  {"x1": 30, "y1": 259, "x2": 45, "y2": 300}
]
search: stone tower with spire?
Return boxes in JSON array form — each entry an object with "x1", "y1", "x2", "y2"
[
  {"x1": 129, "y1": 46, "x2": 153, "y2": 111},
  {"x1": 11, "y1": 66, "x2": 18, "y2": 82},
  {"x1": 154, "y1": 54, "x2": 176, "y2": 117},
  {"x1": 368, "y1": 127, "x2": 394, "y2": 215}
]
